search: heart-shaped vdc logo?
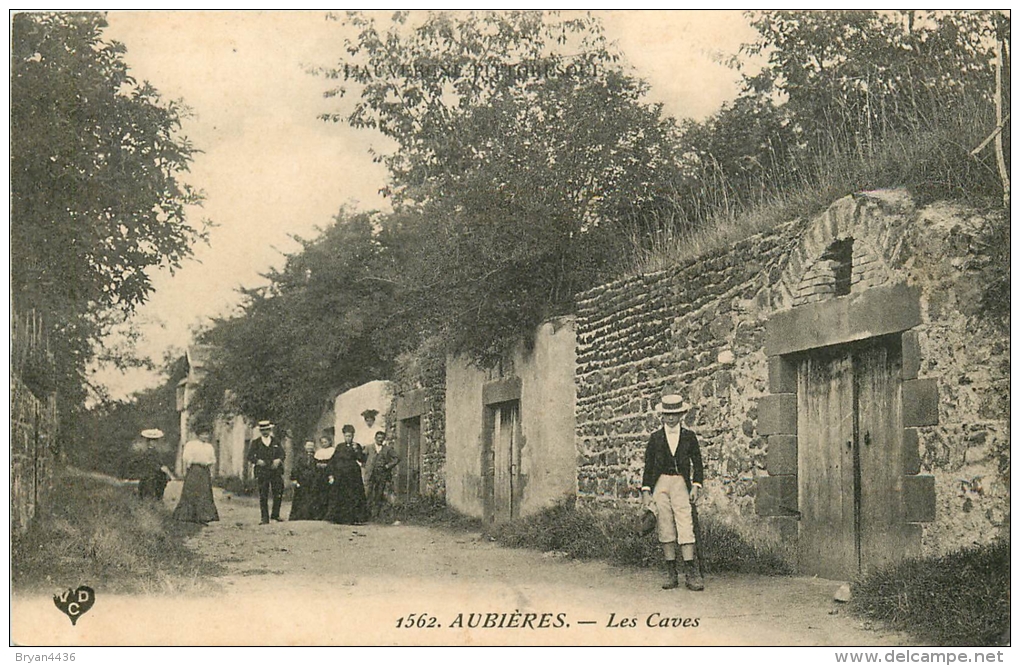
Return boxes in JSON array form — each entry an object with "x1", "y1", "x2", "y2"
[{"x1": 53, "y1": 585, "x2": 95, "y2": 626}]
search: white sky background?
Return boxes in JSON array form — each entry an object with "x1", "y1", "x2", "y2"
[{"x1": 91, "y1": 10, "x2": 758, "y2": 400}]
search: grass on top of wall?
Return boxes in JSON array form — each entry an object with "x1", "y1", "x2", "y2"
[
  {"x1": 628, "y1": 98, "x2": 1007, "y2": 277},
  {"x1": 12, "y1": 469, "x2": 223, "y2": 595},
  {"x1": 849, "y1": 539, "x2": 1010, "y2": 647},
  {"x1": 487, "y1": 499, "x2": 794, "y2": 576}
]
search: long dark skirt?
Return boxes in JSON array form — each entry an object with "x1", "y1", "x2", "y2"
[
  {"x1": 327, "y1": 461, "x2": 368, "y2": 524},
  {"x1": 289, "y1": 482, "x2": 326, "y2": 521},
  {"x1": 172, "y1": 465, "x2": 219, "y2": 524}
]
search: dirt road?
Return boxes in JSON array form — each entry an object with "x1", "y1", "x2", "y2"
[{"x1": 12, "y1": 482, "x2": 915, "y2": 646}]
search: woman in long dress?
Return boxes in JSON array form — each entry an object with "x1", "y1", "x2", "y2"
[
  {"x1": 312, "y1": 436, "x2": 336, "y2": 521},
  {"x1": 327, "y1": 439, "x2": 368, "y2": 525},
  {"x1": 288, "y1": 441, "x2": 318, "y2": 521},
  {"x1": 172, "y1": 431, "x2": 219, "y2": 525}
]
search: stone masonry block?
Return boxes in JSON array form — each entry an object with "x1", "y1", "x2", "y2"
[
  {"x1": 901, "y1": 523, "x2": 923, "y2": 559},
  {"x1": 770, "y1": 516, "x2": 799, "y2": 543},
  {"x1": 766, "y1": 435, "x2": 798, "y2": 475},
  {"x1": 756, "y1": 475, "x2": 798, "y2": 517},
  {"x1": 903, "y1": 474, "x2": 936, "y2": 523},
  {"x1": 758, "y1": 394, "x2": 798, "y2": 435},
  {"x1": 902, "y1": 379, "x2": 939, "y2": 427},
  {"x1": 901, "y1": 330, "x2": 920, "y2": 380},
  {"x1": 768, "y1": 356, "x2": 798, "y2": 394},
  {"x1": 902, "y1": 428, "x2": 921, "y2": 475}
]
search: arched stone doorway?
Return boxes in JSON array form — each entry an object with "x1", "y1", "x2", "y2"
[{"x1": 756, "y1": 194, "x2": 938, "y2": 579}]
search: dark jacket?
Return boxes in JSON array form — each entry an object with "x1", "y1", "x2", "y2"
[
  {"x1": 365, "y1": 443, "x2": 399, "y2": 484},
  {"x1": 247, "y1": 436, "x2": 286, "y2": 477},
  {"x1": 641, "y1": 427, "x2": 704, "y2": 492}
]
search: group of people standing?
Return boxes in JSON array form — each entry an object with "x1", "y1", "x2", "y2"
[{"x1": 247, "y1": 420, "x2": 399, "y2": 525}]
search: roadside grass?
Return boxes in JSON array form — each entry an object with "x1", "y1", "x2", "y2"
[
  {"x1": 11, "y1": 469, "x2": 222, "y2": 595},
  {"x1": 491, "y1": 500, "x2": 793, "y2": 575},
  {"x1": 391, "y1": 497, "x2": 792, "y2": 575},
  {"x1": 849, "y1": 539, "x2": 1010, "y2": 647},
  {"x1": 379, "y1": 494, "x2": 484, "y2": 532}
]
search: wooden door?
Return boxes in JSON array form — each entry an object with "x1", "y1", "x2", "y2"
[
  {"x1": 398, "y1": 417, "x2": 421, "y2": 498},
  {"x1": 797, "y1": 337, "x2": 904, "y2": 579},
  {"x1": 486, "y1": 401, "x2": 521, "y2": 523},
  {"x1": 855, "y1": 340, "x2": 905, "y2": 573},
  {"x1": 798, "y1": 348, "x2": 856, "y2": 578}
]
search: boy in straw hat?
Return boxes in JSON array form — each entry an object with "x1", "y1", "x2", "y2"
[{"x1": 640, "y1": 395, "x2": 705, "y2": 591}]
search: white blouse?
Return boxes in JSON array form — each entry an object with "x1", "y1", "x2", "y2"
[{"x1": 182, "y1": 440, "x2": 216, "y2": 468}]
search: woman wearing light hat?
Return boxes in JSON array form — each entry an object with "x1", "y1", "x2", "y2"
[
  {"x1": 641, "y1": 394, "x2": 705, "y2": 591},
  {"x1": 136, "y1": 428, "x2": 173, "y2": 500}
]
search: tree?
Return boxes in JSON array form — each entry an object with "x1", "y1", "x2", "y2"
[
  {"x1": 320, "y1": 11, "x2": 685, "y2": 365},
  {"x1": 739, "y1": 11, "x2": 1008, "y2": 192},
  {"x1": 190, "y1": 209, "x2": 412, "y2": 439},
  {"x1": 10, "y1": 12, "x2": 205, "y2": 409}
]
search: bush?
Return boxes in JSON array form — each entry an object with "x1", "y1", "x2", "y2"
[
  {"x1": 11, "y1": 470, "x2": 222, "y2": 594},
  {"x1": 850, "y1": 539, "x2": 1010, "y2": 646},
  {"x1": 383, "y1": 494, "x2": 483, "y2": 532},
  {"x1": 489, "y1": 499, "x2": 794, "y2": 575}
]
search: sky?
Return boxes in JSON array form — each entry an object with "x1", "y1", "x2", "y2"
[{"x1": 90, "y1": 10, "x2": 758, "y2": 400}]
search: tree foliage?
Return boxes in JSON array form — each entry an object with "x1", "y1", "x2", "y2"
[
  {"x1": 189, "y1": 209, "x2": 411, "y2": 438},
  {"x1": 189, "y1": 11, "x2": 1009, "y2": 437},
  {"x1": 322, "y1": 10, "x2": 684, "y2": 365},
  {"x1": 672, "y1": 10, "x2": 1010, "y2": 225},
  {"x1": 11, "y1": 12, "x2": 205, "y2": 409}
]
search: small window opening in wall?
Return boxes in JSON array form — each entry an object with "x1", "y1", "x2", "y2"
[{"x1": 822, "y1": 238, "x2": 854, "y2": 296}]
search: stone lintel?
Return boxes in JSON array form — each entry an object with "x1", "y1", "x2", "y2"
[
  {"x1": 482, "y1": 376, "x2": 522, "y2": 406},
  {"x1": 765, "y1": 282, "x2": 921, "y2": 356},
  {"x1": 396, "y1": 389, "x2": 426, "y2": 420}
]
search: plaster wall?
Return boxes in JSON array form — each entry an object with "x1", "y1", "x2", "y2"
[{"x1": 445, "y1": 317, "x2": 577, "y2": 520}]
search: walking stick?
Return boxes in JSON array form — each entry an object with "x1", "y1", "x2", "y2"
[{"x1": 690, "y1": 497, "x2": 706, "y2": 575}]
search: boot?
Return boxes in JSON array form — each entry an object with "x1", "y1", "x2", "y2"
[
  {"x1": 684, "y1": 558, "x2": 704, "y2": 591},
  {"x1": 662, "y1": 559, "x2": 679, "y2": 590}
]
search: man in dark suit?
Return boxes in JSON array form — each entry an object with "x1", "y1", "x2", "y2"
[
  {"x1": 641, "y1": 394, "x2": 705, "y2": 591},
  {"x1": 365, "y1": 430, "x2": 400, "y2": 519},
  {"x1": 247, "y1": 420, "x2": 286, "y2": 524}
]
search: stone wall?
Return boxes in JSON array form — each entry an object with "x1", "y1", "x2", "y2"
[
  {"x1": 575, "y1": 191, "x2": 1009, "y2": 557},
  {"x1": 391, "y1": 346, "x2": 447, "y2": 498},
  {"x1": 575, "y1": 220, "x2": 803, "y2": 517},
  {"x1": 10, "y1": 372, "x2": 58, "y2": 536}
]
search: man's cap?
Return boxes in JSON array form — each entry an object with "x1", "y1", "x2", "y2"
[
  {"x1": 659, "y1": 394, "x2": 692, "y2": 414},
  {"x1": 141, "y1": 428, "x2": 164, "y2": 440},
  {"x1": 258, "y1": 420, "x2": 273, "y2": 429}
]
